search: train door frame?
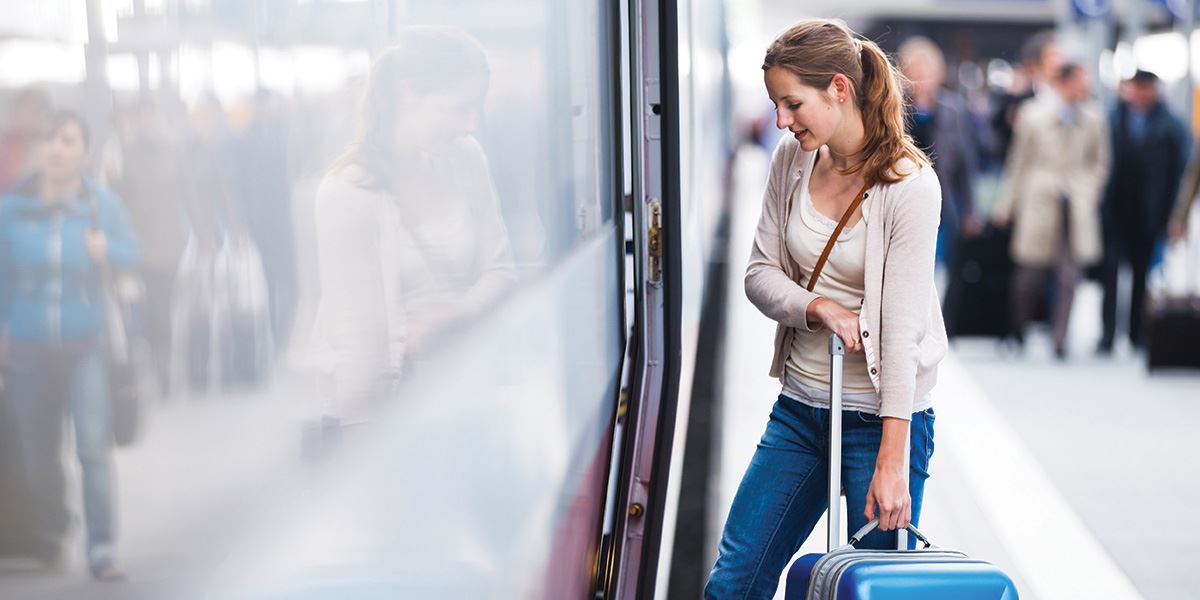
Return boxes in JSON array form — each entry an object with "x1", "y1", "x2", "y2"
[{"x1": 600, "y1": 0, "x2": 683, "y2": 597}]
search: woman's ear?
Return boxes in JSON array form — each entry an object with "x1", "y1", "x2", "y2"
[{"x1": 828, "y1": 74, "x2": 854, "y2": 104}]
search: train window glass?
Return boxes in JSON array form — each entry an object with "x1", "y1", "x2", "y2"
[{"x1": 0, "y1": 0, "x2": 622, "y2": 597}]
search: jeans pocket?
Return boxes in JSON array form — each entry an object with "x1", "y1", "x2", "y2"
[
  {"x1": 921, "y1": 409, "x2": 936, "y2": 461},
  {"x1": 855, "y1": 410, "x2": 882, "y2": 424}
]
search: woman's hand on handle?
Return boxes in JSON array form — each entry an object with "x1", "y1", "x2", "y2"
[
  {"x1": 809, "y1": 298, "x2": 863, "y2": 353},
  {"x1": 865, "y1": 463, "x2": 910, "y2": 532},
  {"x1": 864, "y1": 416, "x2": 912, "y2": 532}
]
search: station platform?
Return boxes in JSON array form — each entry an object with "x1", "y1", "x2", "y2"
[{"x1": 713, "y1": 146, "x2": 1200, "y2": 600}]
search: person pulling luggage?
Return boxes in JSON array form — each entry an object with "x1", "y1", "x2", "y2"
[
  {"x1": 1098, "y1": 70, "x2": 1189, "y2": 354},
  {"x1": 705, "y1": 19, "x2": 946, "y2": 599}
]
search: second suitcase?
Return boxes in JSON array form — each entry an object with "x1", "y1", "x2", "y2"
[{"x1": 1145, "y1": 294, "x2": 1200, "y2": 370}]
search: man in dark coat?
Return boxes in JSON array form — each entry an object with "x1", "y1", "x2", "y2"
[
  {"x1": 899, "y1": 36, "x2": 981, "y2": 266},
  {"x1": 1098, "y1": 70, "x2": 1190, "y2": 353}
]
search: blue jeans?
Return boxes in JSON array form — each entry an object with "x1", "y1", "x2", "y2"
[
  {"x1": 4, "y1": 338, "x2": 116, "y2": 560},
  {"x1": 705, "y1": 395, "x2": 935, "y2": 600}
]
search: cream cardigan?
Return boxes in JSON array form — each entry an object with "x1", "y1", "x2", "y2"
[
  {"x1": 745, "y1": 136, "x2": 948, "y2": 419},
  {"x1": 311, "y1": 137, "x2": 516, "y2": 423}
]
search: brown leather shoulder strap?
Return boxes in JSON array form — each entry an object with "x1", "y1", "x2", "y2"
[{"x1": 806, "y1": 182, "x2": 872, "y2": 292}]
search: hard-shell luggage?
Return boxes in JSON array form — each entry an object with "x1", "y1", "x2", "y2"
[
  {"x1": 1145, "y1": 221, "x2": 1200, "y2": 370},
  {"x1": 942, "y1": 225, "x2": 1012, "y2": 338},
  {"x1": 1145, "y1": 295, "x2": 1200, "y2": 370},
  {"x1": 785, "y1": 334, "x2": 1019, "y2": 599}
]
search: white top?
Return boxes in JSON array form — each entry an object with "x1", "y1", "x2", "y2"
[
  {"x1": 311, "y1": 137, "x2": 516, "y2": 423},
  {"x1": 782, "y1": 150, "x2": 878, "y2": 411}
]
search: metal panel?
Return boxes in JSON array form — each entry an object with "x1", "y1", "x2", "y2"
[{"x1": 606, "y1": 0, "x2": 678, "y2": 596}]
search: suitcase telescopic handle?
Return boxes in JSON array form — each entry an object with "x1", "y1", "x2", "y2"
[
  {"x1": 827, "y1": 334, "x2": 846, "y2": 551},
  {"x1": 827, "y1": 333, "x2": 911, "y2": 552}
]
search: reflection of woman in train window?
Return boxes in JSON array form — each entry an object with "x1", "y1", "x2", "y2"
[
  {"x1": 313, "y1": 27, "x2": 515, "y2": 425},
  {"x1": 707, "y1": 20, "x2": 946, "y2": 598}
]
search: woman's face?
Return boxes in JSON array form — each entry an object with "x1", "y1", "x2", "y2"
[
  {"x1": 42, "y1": 121, "x2": 88, "y2": 183},
  {"x1": 394, "y1": 77, "x2": 488, "y2": 153},
  {"x1": 764, "y1": 67, "x2": 846, "y2": 152}
]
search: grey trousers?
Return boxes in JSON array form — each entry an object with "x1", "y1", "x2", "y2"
[{"x1": 1011, "y1": 200, "x2": 1080, "y2": 351}]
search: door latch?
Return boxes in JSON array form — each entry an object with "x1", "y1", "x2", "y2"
[{"x1": 647, "y1": 199, "x2": 662, "y2": 286}]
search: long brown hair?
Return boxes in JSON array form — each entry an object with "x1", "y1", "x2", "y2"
[
  {"x1": 763, "y1": 19, "x2": 928, "y2": 185},
  {"x1": 332, "y1": 26, "x2": 490, "y2": 192}
]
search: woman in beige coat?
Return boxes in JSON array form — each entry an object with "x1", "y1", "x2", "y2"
[{"x1": 994, "y1": 63, "x2": 1110, "y2": 358}]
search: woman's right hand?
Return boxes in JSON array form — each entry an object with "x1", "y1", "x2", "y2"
[{"x1": 809, "y1": 298, "x2": 863, "y2": 353}]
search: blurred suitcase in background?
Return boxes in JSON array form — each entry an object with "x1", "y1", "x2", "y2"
[
  {"x1": 785, "y1": 334, "x2": 1019, "y2": 599},
  {"x1": 171, "y1": 232, "x2": 273, "y2": 394},
  {"x1": 1146, "y1": 215, "x2": 1200, "y2": 370},
  {"x1": 943, "y1": 225, "x2": 1013, "y2": 338},
  {"x1": 213, "y1": 233, "x2": 273, "y2": 389},
  {"x1": 172, "y1": 234, "x2": 217, "y2": 394},
  {"x1": 1145, "y1": 295, "x2": 1200, "y2": 370}
]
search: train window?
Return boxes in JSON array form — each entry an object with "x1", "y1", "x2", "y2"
[{"x1": 0, "y1": 0, "x2": 623, "y2": 597}]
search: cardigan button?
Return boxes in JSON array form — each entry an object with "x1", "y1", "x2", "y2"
[
  {"x1": 870, "y1": 368, "x2": 878, "y2": 375},
  {"x1": 862, "y1": 331, "x2": 869, "y2": 338}
]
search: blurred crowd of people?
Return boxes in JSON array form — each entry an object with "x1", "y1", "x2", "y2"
[
  {"x1": 0, "y1": 25, "x2": 522, "y2": 582},
  {"x1": 0, "y1": 86, "x2": 306, "y2": 579}
]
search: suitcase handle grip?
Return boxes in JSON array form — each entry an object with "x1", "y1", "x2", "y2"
[{"x1": 847, "y1": 519, "x2": 932, "y2": 549}]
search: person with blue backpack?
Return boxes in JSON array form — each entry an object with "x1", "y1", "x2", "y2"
[{"x1": 0, "y1": 111, "x2": 139, "y2": 580}]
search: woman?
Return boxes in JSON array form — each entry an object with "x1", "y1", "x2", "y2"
[
  {"x1": 312, "y1": 27, "x2": 515, "y2": 428},
  {"x1": 0, "y1": 111, "x2": 139, "y2": 580},
  {"x1": 706, "y1": 20, "x2": 946, "y2": 599}
]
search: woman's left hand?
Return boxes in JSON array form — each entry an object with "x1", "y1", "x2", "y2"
[
  {"x1": 85, "y1": 230, "x2": 108, "y2": 264},
  {"x1": 864, "y1": 459, "x2": 910, "y2": 532}
]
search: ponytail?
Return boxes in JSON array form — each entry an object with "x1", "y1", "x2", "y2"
[
  {"x1": 763, "y1": 19, "x2": 928, "y2": 186},
  {"x1": 856, "y1": 39, "x2": 928, "y2": 185}
]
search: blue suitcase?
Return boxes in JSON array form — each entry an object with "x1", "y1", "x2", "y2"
[{"x1": 784, "y1": 334, "x2": 1019, "y2": 599}]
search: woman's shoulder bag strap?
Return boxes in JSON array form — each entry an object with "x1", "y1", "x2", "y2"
[{"x1": 806, "y1": 182, "x2": 872, "y2": 293}]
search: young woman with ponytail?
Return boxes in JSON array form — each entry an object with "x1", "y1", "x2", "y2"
[{"x1": 706, "y1": 20, "x2": 947, "y2": 599}]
